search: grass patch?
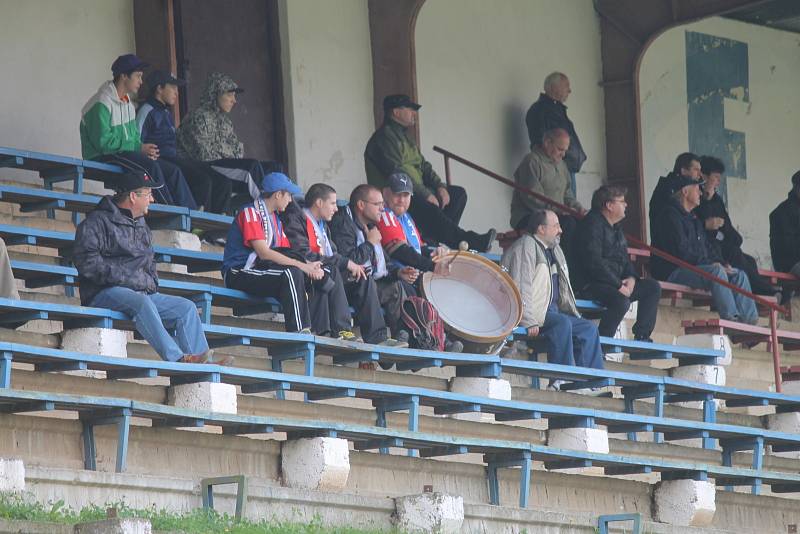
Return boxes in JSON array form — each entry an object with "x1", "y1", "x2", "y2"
[{"x1": 0, "y1": 492, "x2": 402, "y2": 533}]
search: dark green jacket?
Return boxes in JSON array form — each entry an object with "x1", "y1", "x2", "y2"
[{"x1": 364, "y1": 119, "x2": 444, "y2": 198}]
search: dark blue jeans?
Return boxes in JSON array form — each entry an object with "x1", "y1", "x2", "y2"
[{"x1": 538, "y1": 310, "x2": 604, "y2": 369}]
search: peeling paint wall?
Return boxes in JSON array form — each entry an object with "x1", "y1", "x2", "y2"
[
  {"x1": 0, "y1": 0, "x2": 134, "y2": 186},
  {"x1": 278, "y1": 0, "x2": 374, "y2": 195},
  {"x1": 640, "y1": 17, "x2": 800, "y2": 266},
  {"x1": 415, "y1": 0, "x2": 607, "y2": 234}
]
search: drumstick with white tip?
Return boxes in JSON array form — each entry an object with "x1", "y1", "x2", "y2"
[{"x1": 446, "y1": 241, "x2": 470, "y2": 270}]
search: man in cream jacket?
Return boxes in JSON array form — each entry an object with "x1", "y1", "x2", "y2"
[{"x1": 502, "y1": 209, "x2": 604, "y2": 388}]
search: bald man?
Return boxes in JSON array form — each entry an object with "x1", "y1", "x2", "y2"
[{"x1": 511, "y1": 128, "x2": 584, "y2": 260}]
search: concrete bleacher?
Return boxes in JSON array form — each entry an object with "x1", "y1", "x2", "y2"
[{"x1": 2, "y1": 149, "x2": 800, "y2": 531}]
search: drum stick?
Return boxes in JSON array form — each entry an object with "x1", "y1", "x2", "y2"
[{"x1": 445, "y1": 241, "x2": 470, "y2": 269}]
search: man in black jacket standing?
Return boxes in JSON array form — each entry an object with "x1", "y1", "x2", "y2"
[
  {"x1": 526, "y1": 72, "x2": 586, "y2": 195},
  {"x1": 770, "y1": 170, "x2": 800, "y2": 277},
  {"x1": 72, "y1": 171, "x2": 229, "y2": 365},
  {"x1": 573, "y1": 186, "x2": 661, "y2": 341}
]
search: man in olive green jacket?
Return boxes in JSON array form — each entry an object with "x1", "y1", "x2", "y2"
[
  {"x1": 365, "y1": 94, "x2": 495, "y2": 252},
  {"x1": 501, "y1": 209, "x2": 603, "y2": 383}
]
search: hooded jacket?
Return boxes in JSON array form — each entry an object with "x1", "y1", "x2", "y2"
[
  {"x1": 280, "y1": 200, "x2": 350, "y2": 271},
  {"x1": 770, "y1": 190, "x2": 800, "y2": 272},
  {"x1": 500, "y1": 233, "x2": 579, "y2": 329},
  {"x1": 72, "y1": 196, "x2": 158, "y2": 305},
  {"x1": 80, "y1": 81, "x2": 142, "y2": 160},
  {"x1": 177, "y1": 72, "x2": 244, "y2": 161},
  {"x1": 572, "y1": 209, "x2": 637, "y2": 292}
]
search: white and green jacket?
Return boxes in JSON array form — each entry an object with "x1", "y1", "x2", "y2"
[{"x1": 80, "y1": 81, "x2": 141, "y2": 160}]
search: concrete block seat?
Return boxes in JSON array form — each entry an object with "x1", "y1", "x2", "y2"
[
  {"x1": 683, "y1": 318, "x2": 800, "y2": 351},
  {"x1": 0, "y1": 183, "x2": 231, "y2": 234},
  {"x1": 0, "y1": 224, "x2": 221, "y2": 273},
  {"x1": 3, "y1": 386, "x2": 800, "y2": 506}
]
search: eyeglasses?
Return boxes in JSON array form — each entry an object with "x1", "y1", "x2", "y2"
[
  {"x1": 363, "y1": 200, "x2": 384, "y2": 207},
  {"x1": 133, "y1": 191, "x2": 154, "y2": 198}
]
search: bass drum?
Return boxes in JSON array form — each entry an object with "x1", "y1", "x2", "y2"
[{"x1": 420, "y1": 251, "x2": 522, "y2": 354}]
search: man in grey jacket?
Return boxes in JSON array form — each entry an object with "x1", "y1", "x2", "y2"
[
  {"x1": 501, "y1": 209, "x2": 603, "y2": 387},
  {"x1": 73, "y1": 171, "x2": 230, "y2": 365}
]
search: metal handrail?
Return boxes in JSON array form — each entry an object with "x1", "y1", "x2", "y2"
[{"x1": 434, "y1": 145, "x2": 787, "y2": 392}]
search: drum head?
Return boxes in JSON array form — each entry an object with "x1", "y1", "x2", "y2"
[{"x1": 421, "y1": 252, "x2": 522, "y2": 344}]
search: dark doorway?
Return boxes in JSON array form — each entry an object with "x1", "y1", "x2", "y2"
[{"x1": 173, "y1": 0, "x2": 286, "y2": 164}]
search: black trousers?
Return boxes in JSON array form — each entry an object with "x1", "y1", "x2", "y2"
[
  {"x1": 345, "y1": 273, "x2": 389, "y2": 344},
  {"x1": 557, "y1": 213, "x2": 578, "y2": 265},
  {"x1": 408, "y1": 185, "x2": 483, "y2": 249},
  {"x1": 376, "y1": 277, "x2": 416, "y2": 336},
  {"x1": 95, "y1": 152, "x2": 197, "y2": 209},
  {"x1": 726, "y1": 247, "x2": 776, "y2": 295},
  {"x1": 163, "y1": 156, "x2": 232, "y2": 214},
  {"x1": 225, "y1": 265, "x2": 310, "y2": 332},
  {"x1": 582, "y1": 277, "x2": 661, "y2": 339}
]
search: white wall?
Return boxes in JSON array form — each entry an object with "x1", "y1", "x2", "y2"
[
  {"x1": 0, "y1": 0, "x2": 134, "y2": 159},
  {"x1": 278, "y1": 0, "x2": 375, "y2": 197},
  {"x1": 640, "y1": 17, "x2": 800, "y2": 265},
  {"x1": 415, "y1": 0, "x2": 607, "y2": 234}
]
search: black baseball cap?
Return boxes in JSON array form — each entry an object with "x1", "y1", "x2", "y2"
[
  {"x1": 111, "y1": 54, "x2": 149, "y2": 76},
  {"x1": 383, "y1": 94, "x2": 421, "y2": 111},
  {"x1": 792, "y1": 170, "x2": 800, "y2": 186},
  {"x1": 147, "y1": 70, "x2": 185, "y2": 88},
  {"x1": 386, "y1": 172, "x2": 414, "y2": 194},
  {"x1": 113, "y1": 171, "x2": 163, "y2": 194},
  {"x1": 669, "y1": 175, "x2": 704, "y2": 195}
]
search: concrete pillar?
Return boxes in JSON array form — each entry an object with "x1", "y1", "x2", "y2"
[
  {"x1": 767, "y1": 412, "x2": 800, "y2": 459},
  {"x1": 281, "y1": 437, "x2": 350, "y2": 491},
  {"x1": 670, "y1": 365, "x2": 726, "y2": 409},
  {"x1": 0, "y1": 458, "x2": 24, "y2": 492},
  {"x1": 74, "y1": 518, "x2": 151, "y2": 534},
  {"x1": 674, "y1": 333, "x2": 732, "y2": 366},
  {"x1": 653, "y1": 479, "x2": 716, "y2": 527},
  {"x1": 61, "y1": 328, "x2": 128, "y2": 358},
  {"x1": 152, "y1": 230, "x2": 201, "y2": 274},
  {"x1": 168, "y1": 382, "x2": 237, "y2": 413},
  {"x1": 394, "y1": 493, "x2": 464, "y2": 534},
  {"x1": 547, "y1": 427, "x2": 609, "y2": 454},
  {"x1": 448, "y1": 377, "x2": 511, "y2": 422}
]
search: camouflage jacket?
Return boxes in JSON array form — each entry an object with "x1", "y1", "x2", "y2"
[{"x1": 177, "y1": 72, "x2": 244, "y2": 161}]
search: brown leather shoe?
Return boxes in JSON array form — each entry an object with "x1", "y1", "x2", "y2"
[{"x1": 180, "y1": 350, "x2": 235, "y2": 366}]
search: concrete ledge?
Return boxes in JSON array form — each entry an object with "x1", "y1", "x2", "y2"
[
  {"x1": 0, "y1": 458, "x2": 24, "y2": 491},
  {"x1": 151, "y1": 230, "x2": 201, "y2": 251},
  {"x1": 767, "y1": 412, "x2": 800, "y2": 459},
  {"x1": 61, "y1": 328, "x2": 127, "y2": 359},
  {"x1": 395, "y1": 492, "x2": 464, "y2": 534},
  {"x1": 281, "y1": 437, "x2": 349, "y2": 491},
  {"x1": 74, "y1": 518, "x2": 151, "y2": 534},
  {"x1": 653, "y1": 479, "x2": 715, "y2": 527},
  {"x1": 167, "y1": 382, "x2": 237, "y2": 414},
  {"x1": 674, "y1": 334, "x2": 732, "y2": 366},
  {"x1": 547, "y1": 427, "x2": 609, "y2": 454},
  {"x1": 448, "y1": 377, "x2": 511, "y2": 422}
]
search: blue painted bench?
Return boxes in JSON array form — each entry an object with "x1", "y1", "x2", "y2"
[
  {"x1": 0, "y1": 224, "x2": 221, "y2": 273},
  {"x1": 0, "y1": 386, "x2": 798, "y2": 505},
  {"x1": 0, "y1": 183, "x2": 232, "y2": 233}
]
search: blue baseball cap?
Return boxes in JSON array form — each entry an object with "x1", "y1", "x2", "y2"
[
  {"x1": 111, "y1": 54, "x2": 149, "y2": 76},
  {"x1": 261, "y1": 172, "x2": 301, "y2": 195}
]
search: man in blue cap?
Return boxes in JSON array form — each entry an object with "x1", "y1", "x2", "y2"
[
  {"x1": 137, "y1": 70, "x2": 234, "y2": 215},
  {"x1": 73, "y1": 170, "x2": 228, "y2": 365},
  {"x1": 222, "y1": 172, "x2": 324, "y2": 333},
  {"x1": 80, "y1": 54, "x2": 197, "y2": 210}
]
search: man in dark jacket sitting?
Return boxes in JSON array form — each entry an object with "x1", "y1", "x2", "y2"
[
  {"x1": 648, "y1": 152, "x2": 700, "y2": 246},
  {"x1": 694, "y1": 156, "x2": 777, "y2": 296},
  {"x1": 72, "y1": 171, "x2": 229, "y2": 365},
  {"x1": 572, "y1": 185, "x2": 661, "y2": 341},
  {"x1": 770, "y1": 170, "x2": 800, "y2": 278},
  {"x1": 281, "y1": 183, "x2": 405, "y2": 347},
  {"x1": 651, "y1": 175, "x2": 757, "y2": 324},
  {"x1": 329, "y1": 184, "x2": 414, "y2": 345}
]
